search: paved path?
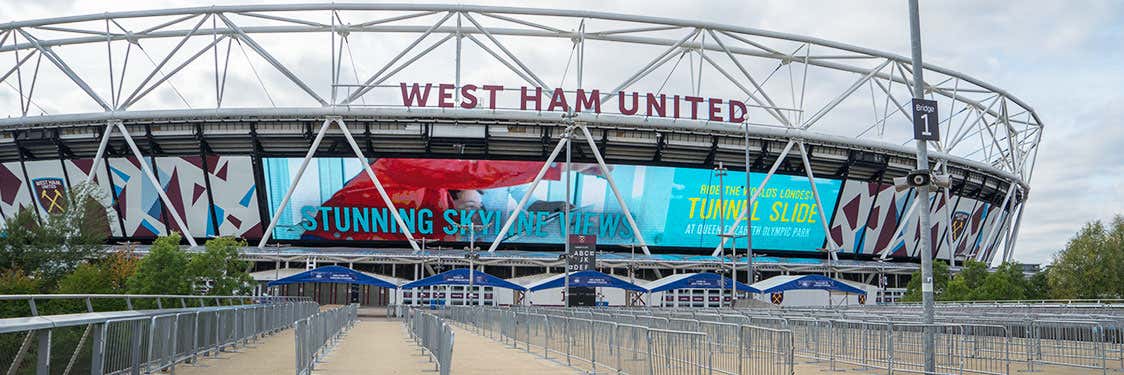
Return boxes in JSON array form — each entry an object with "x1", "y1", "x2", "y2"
[
  {"x1": 175, "y1": 319, "x2": 430, "y2": 375},
  {"x1": 313, "y1": 319, "x2": 432, "y2": 374},
  {"x1": 175, "y1": 330, "x2": 296, "y2": 375},
  {"x1": 174, "y1": 317, "x2": 576, "y2": 375},
  {"x1": 447, "y1": 325, "x2": 579, "y2": 375}
]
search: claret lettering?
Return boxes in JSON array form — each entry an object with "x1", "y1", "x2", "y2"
[{"x1": 398, "y1": 82, "x2": 749, "y2": 124}]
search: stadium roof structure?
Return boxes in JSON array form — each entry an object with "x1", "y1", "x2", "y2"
[{"x1": 0, "y1": 4, "x2": 1040, "y2": 265}]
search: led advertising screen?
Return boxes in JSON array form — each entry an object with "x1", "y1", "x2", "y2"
[{"x1": 262, "y1": 158, "x2": 840, "y2": 252}]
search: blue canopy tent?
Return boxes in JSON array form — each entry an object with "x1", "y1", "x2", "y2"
[
  {"x1": 646, "y1": 273, "x2": 762, "y2": 293},
  {"x1": 750, "y1": 274, "x2": 866, "y2": 294},
  {"x1": 400, "y1": 268, "x2": 527, "y2": 291},
  {"x1": 525, "y1": 270, "x2": 647, "y2": 292},
  {"x1": 266, "y1": 265, "x2": 397, "y2": 289},
  {"x1": 401, "y1": 268, "x2": 526, "y2": 307}
]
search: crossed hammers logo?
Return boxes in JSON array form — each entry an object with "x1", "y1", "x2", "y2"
[{"x1": 40, "y1": 189, "x2": 64, "y2": 213}]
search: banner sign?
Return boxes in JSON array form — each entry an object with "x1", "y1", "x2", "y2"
[
  {"x1": 567, "y1": 234, "x2": 597, "y2": 272},
  {"x1": 263, "y1": 157, "x2": 841, "y2": 252},
  {"x1": 399, "y1": 83, "x2": 750, "y2": 124}
]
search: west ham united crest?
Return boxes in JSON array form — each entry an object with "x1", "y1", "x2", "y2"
[
  {"x1": 33, "y1": 178, "x2": 66, "y2": 214},
  {"x1": 950, "y1": 211, "x2": 970, "y2": 240},
  {"x1": 770, "y1": 292, "x2": 784, "y2": 305}
]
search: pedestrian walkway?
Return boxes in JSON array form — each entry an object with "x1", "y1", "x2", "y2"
[
  {"x1": 447, "y1": 325, "x2": 579, "y2": 375},
  {"x1": 173, "y1": 316, "x2": 578, "y2": 375},
  {"x1": 175, "y1": 329, "x2": 296, "y2": 375},
  {"x1": 313, "y1": 319, "x2": 431, "y2": 374}
]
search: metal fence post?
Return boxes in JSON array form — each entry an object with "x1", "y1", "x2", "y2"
[
  {"x1": 90, "y1": 323, "x2": 106, "y2": 375},
  {"x1": 36, "y1": 329, "x2": 51, "y2": 375}
]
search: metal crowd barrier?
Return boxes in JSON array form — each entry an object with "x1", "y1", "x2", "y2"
[
  {"x1": 0, "y1": 300, "x2": 318, "y2": 375},
  {"x1": 445, "y1": 306, "x2": 795, "y2": 375},
  {"x1": 293, "y1": 304, "x2": 358, "y2": 375},
  {"x1": 450, "y1": 304, "x2": 1124, "y2": 375},
  {"x1": 404, "y1": 308, "x2": 456, "y2": 375},
  {"x1": 610, "y1": 305, "x2": 1124, "y2": 375}
]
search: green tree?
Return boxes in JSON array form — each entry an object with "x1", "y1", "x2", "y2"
[
  {"x1": 1026, "y1": 270, "x2": 1049, "y2": 300},
  {"x1": 974, "y1": 262, "x2": 1029, "y2": 300},
  {"x1": 941, "y1": 277, "x2": 973, "y2": 301},
  {"x1": 0, "y1": 269, "x2": 40, "y2": 318},
  {"x1": 57, "y1": 262, "x2": 115, "y2": 295},
  {"x1": 127, "y1": 233, "x2": 191, "y2": 295},
  {"x1": 938, "y1": 259, "x2": 989, "y2": 301},
  {"x1": 1047, "y1": 216, "x2": 1124, "y2": 299},
  {"x1": 901, "y1": 260, "x2": 949, "y2": 302},
  {"x1": 187, "y1": 237, "x2": 253, "y2": 295},
  {"x1": 0, "y1": 183, "x2": 111, "y2": 290}
]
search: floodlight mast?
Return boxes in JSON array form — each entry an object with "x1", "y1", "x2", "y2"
[{"x1": 908, "y1": 0, "x2": 937, "y2": 373}]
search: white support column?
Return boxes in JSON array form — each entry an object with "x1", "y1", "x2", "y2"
[
  {"x1": 84, "y1": 121, "x2": 114, "y2": 184},
  {"x1": 257, "y1": 118, "x2": 333, "y2": 248},
  {"x1": 486, "y1": 131, "x2": 571, "y2": 253},
  {"x1": 975, "y1": 184, "x2": 1015, "y2": 262},
  {"x1": 938, "y1": 162, "x2": 957, "y2": 267},
  {"x1": 1002, "y1": 200, "x2": 1026, "y2": 264},
  {"x1": 257, "y1": 118, "x2": 422, "y2": 252},
  {"x1": 713, "y1": 140, "x2": 796, "y2": 256},
  {"x1": 335, "y1": 118, "x2": 422, "y2": 252},
  {"x1": 796, "y1": 142, "x2": 839, "y2": 250},
  {"x1": 983, "y1": 187, "x2": 1019, "y2": 264},
  {"x1": 576, "y1": 124, "x2": 652, "y2": 255},
  {"x1": 878, "y1": 190, "x2": 922, "y2": 260},
  {"x1": 113, "y1": 121, "x2": 197, "y2": 247}
]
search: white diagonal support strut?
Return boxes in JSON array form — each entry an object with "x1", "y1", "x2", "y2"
[
  {"x1": 797, "y1": 142, "x2": 840, "y2": 250},
  {"x1": 85, "y1": 122, "x2": 114, "y2": 184},
  {"x1": 334, "y1": 118, "x2": 421, "y2": 252},
  {"x1": 878, "y1": 190, "x2": 922, "y2": 260},
  {"x1": 258, "y1": 119, "x2": 332, "y2": 248},
  {"x1": 974, "y1": 184, "x2": 1015, "y2": 262},
  {"x1": 257, "y1": 118, "x2": 421, "y2": 251},
  {"x1": 577, "y1": 124, "x2": 652, "y2": 256},
  {"x1": 487, "y1": 129, "x2": 571, "y2": 253},
  {"x1": 1002, "y1": 199, "x2": 1027, "y2": 264},
  {"x1": 113, "y1": 121, "x2": 198, "y2": 247},
  {"x1": 217, "y1": 13, "x2": 328, "y2": 106},
  {"x1": 712, "y1": 139, "x2": 796, "y2": 256},
  {"x1": 14, "y1": 29, "x2": 111, "y2": 111}
]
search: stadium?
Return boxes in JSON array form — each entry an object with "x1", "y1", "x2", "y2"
[{"x1": 0, "y1": 4, "x2": 1040, "y2": 305}]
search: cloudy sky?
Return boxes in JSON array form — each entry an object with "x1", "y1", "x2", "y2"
[{"x1": 3, "y1": 0, "x2": 1121, "y2": 264}]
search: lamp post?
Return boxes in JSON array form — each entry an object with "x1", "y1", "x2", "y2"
[
  {"x1": 718, "y1": 233, "x2": 746, "y2": 308},
  {"x1": 906, "y1": 0, "x2": 936, "y2": 371},
  {"x1": 743, "y1": 110, "x2": 755, "y2": 293},
  {"x1": 269, "y1": 243, "x2": 289, "y2": 296},
  {"x1": 715, "y1": 162, "x2": 730, "y2": 307},
  {"x1": 458, "y1": 222, "x2": 492, "y2": 306},
  {"x1": 618, "y1": 243, "x2": 638, "y2": 306}
]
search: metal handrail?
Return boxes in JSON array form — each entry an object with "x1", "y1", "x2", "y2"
[
  {"x1": 0, "y1": 293, "x2": 310, "y2": 301},
  {"x1": 0, "y1": 293, "x2": 312, "y2": 317},
  {"x1": 0, "y1": 300, "x2": 320, "y2": 375}
]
